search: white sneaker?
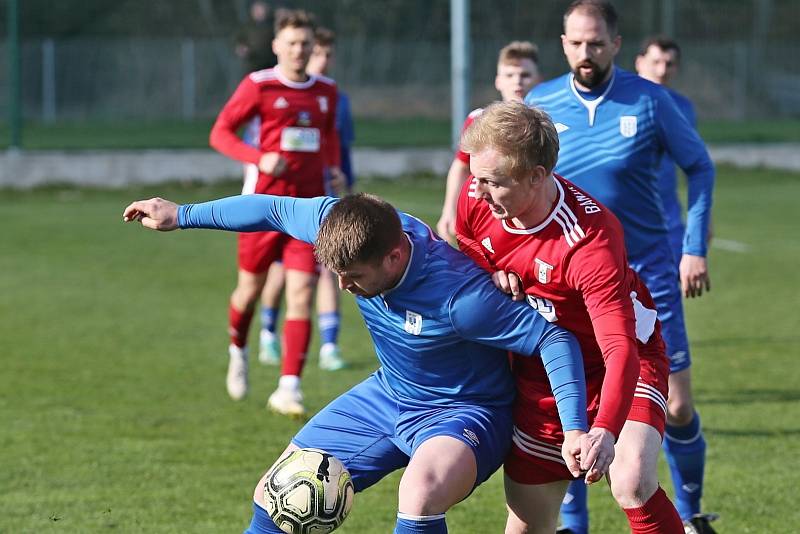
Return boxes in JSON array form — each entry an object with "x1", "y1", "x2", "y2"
[
  {"x1": 226, "y1": 344, "x2": 248, "y2": 401},
  {"x1": 267, "y1": 386, "x2": 305, "y2": 418},
  {"x1": 319, "y1": 344, "x2": 346, "y2": 371},
  {"x1": 258, "y1": 330, "x2": 280, "y2": 366}
]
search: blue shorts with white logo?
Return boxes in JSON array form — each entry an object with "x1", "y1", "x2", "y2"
[
  {"x1": 292, "y1": 371, "x2": 513, "y2": 492},
  {"x1": 630, "y1": 241, "x2": 691, "y2": 373}
]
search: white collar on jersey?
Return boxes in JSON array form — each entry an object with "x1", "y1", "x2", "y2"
[
  {"x1": 568, "y1": 68, "x2": 616, "y2": 127},
  {"x1": 274, "y1": 65, "x2": 317, "y2": 89},
  {"x1": 501, "y1": 176, "x2": 565, "y2": 235}
]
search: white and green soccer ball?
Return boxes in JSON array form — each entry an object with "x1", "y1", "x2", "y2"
[{"x1": 264, "y1": 448, "x2": 355, "y2": 534}]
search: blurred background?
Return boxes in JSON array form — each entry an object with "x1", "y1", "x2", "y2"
[{"x1": 1, "y1": 0, "x2": 798, "y2": 130}]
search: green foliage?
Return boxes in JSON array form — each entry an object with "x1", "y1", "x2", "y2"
[{"x1": 0, "y1": 167, "x2": 798, "y2": 532}]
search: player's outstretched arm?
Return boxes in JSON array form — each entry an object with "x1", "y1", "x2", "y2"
[{"x1": 123, "y1": 198, "x2": 180, "y2": 231}]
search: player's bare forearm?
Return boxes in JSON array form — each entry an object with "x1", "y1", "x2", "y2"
[{"x1": 123, "y1": 198, "x2": 179, "y2": 231}]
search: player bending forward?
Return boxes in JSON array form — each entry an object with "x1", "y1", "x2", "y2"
[
  {"x1": 456, "y1": 102, "x2": 684, "y2": 533},
  {"x1": 124, "y1": 192, "x2": 601, "y2": 534}
]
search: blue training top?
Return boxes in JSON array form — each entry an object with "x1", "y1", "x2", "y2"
[
  {"x1": 525, "y1": 67, "x2": 714, "y2": 260},
  {"x1": 178, "y1": 194, "x2": 588, "y2": 432},
  {"x1": 657, "y1": 88, "x2": 697, "y2": 238}
]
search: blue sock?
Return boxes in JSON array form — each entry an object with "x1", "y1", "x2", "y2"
[
  {"x1": 318, "y1": 311, "x2": 340, "y2": 346},
  {"x1": 261, "y1": 307, "x2": 279, "y2": 334},
  {"x1": 244, "y1": 502, "x2": 283, "y2": 534},
  {"x1": 662, "y1": 411, "x2": 706, "y2": 520},
  {"x1": 560, "y1": 479, "x2": 588, "y2": 534},
  {"x1": 394, "y1": 512, "x2": 447, "y2": 533}
]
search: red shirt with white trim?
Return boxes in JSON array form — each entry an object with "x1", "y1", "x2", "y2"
[
  {"x1": 456, "y1": 173, "x2": 666, "y2": 437},
  {"x1": 210, "y1": 67, "x2": 340, "y2": 198}
]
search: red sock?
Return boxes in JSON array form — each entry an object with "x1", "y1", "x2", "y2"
[
  {"x1": 281, "y1": 319, "x2": 311, "y2": 377},
  {"x1": 623, "y1": 486, "x2": 684, "y2": 533},
  {"x1": 228, "y1": 303, "x2": 254, "y2": 348}
]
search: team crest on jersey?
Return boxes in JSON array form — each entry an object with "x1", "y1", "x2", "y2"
[
  {"x1": 404, "y1": 310, "x2": 423, "y2": 336},
  {"x1": 317, "y1": 96, "x2": 329, "y2": 113},
  {"x1": 619, "y1": 116, "x2": 637, "y2": 137},
  {"x1": 554, "y1": 122, "x2": 570, "y2": 134},
  {"x1": 297, "y1": 111, "x2": 312, "y2": 126},
  {"x1": 534, "y1": 258, "x2": 554, "y2": 284},
  {"x1": 274, "y1": 96, "x2": 289, "y2": 109},
  {"x1": 481, "y1": 237, "x2": 495, "y2": 253}
]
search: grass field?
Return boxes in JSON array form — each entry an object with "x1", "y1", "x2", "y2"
[
  {"x1": 2, "y1": 117, "x2": 800, "y2": 150},
  {"x1": 1, "y1": 167, "x2": 799, "y2": 533}
]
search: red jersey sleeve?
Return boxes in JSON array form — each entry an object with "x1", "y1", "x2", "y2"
[
  {"x1": 455, "y1": 177, "x2": 495, "y2": 272},
  {"x1": 209, "y1": 76, "x2": 263, "y2": 165},
  {"x1": 566, "y1": 226, "x2": 639, "y2": 438}
]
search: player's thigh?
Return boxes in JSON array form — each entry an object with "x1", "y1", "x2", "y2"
[
  {"x1": 292, "y1": 374, "x2": 408, "y2": 493},
  {"x1": 632, "y1": 246, "x2": 691, "y2": 372},
  {"x1": 504, "y1": 476, "x2": 568, "y2": 534},
  {"x1": 608, "y1": 420, "x2": 662, "y2": 507},
  {"x1": 238, "y1": 230, "x2": 285, "y2": 275},
  {"x1": 398, "y1": 435, "x2": 477, "y2": 514},
  {"x1": 283, "y1": 239, "x2": 319, "y2": 318},
  {"x1": 253, "y1": 443, "x2": 300, "y2": 506},
  {"x1": 260, "y1": 261, "x2": 286, "y2": 306},
  {"x1": 315, "y1": 268, "x2": 339, "y2": 314},
  {"x1": 232, "y1": 269, "x2": 269, "y2": 309}
]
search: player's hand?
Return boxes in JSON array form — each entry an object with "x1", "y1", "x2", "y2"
[
  {"x1": 578, "y1": 427, "x2": 615, "y2": 484},
  {"x1": 123, "y1": 197, "x2": 179, "y2": 231},
  {"x1": 562, "y1": 429, "x2": 586, "y2": 478},
  {"x1": 259, "y1": 152, "x2": 287, "y2": 177},
  {"x1": 435, "y1": 212, "x2": 456, "y2": 241},
  {"x1": 679, "y1": 254, "x2": 710, "y2": 298},
  {"x1": 327, "y1": 167, "x2": 348, "y2": 196},
  {"x1": 491, "y1": 270, "x2": 525, "y2": 301}
]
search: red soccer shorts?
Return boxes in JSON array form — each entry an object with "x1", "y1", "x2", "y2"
[
  {"x1": 504, "y1": 334, "x2": 669, "y2": 485},
  {"x1": 238, "y1": 231, "x2": 318, "y2": 275}
]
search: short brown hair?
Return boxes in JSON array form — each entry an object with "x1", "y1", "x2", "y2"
[
  {"x1": 274, "y1": 9, "x2": 316, "y2": 35},
  {"x1": 498, "y1": 41, "x2": 539, "y2": 66},
  {"x1": 638, "y1": 35, "x2": 681, "y2": 62},
  {"x1": 461, "y1": 101, "x2": 559, "y2": 177},
  {"x1": 314, "y1": 27, "x2": 336, "y2": 47},
  {"x1": 315, "y1": 193, "x2": 404, "y2": 271},
  {"x1": 564, "y1": 0, "x2": 619, "y2": 37}
]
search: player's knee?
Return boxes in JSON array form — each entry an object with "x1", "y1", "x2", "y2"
[
  {"x1": 397, "y1": 471, "x2": 452, "y2": 515},
  {"x1": 667, "y1": 395, "x2": 694, "y2": 425},
  {"x1": 610, "y1": 467, "x2": 658, "y2": 509}
]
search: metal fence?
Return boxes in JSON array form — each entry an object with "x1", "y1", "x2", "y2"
[{"x1": 2, "y1": 0, "x2": 799, "y2": 122}]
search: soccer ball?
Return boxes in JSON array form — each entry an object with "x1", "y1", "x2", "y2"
[{"x1": 264, "y1": 448, "x2": 355, "y2": 534}]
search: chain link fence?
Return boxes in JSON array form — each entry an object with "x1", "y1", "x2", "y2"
[{"x1": 1, "y1": 0, "x2": 798, "y2": 122}]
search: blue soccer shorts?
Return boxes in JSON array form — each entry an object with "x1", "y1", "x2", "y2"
[
  {"x1": 292, "y1": 372, "x2": 513, "y2": 492},
  {"x1": 630, "y1": 241, "x2": 691, "y2": 373}
]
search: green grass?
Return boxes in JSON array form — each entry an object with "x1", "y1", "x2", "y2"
[
  {"x1": 1, "y1": 167, "x2": 798, "y2": 532},
  {"x1": 1, "y1": 117, "x2": 799, "y2": 150}
]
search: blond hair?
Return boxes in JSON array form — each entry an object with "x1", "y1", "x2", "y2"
[
  {"x1": 498, "y1": 40, "x2": 539, "y2": 66},
  {"x1": 461, "y1": 101, "x2": 559, "y2": 178},
  {"x1": 315, "y1": 194, "x2": 403, "y2": 271}
]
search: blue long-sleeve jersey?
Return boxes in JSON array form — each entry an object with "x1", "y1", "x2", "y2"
[
  {"x1": 178, "y1": 194, "x2": 588, "y2": 431},
  {"x1": 658, "y1": 88, "x2": 697, "y2": 238},
  {"x1": 525, "y1": 67, "x2": 714, "y2": 260}
]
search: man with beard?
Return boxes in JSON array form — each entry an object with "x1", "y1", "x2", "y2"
[{"x1": 525, "y1": 2, "x2": 716, "y2": 533}]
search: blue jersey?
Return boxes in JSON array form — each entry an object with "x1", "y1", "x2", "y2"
[
  {"x1": 335, "y1": 91, "x2": 355, "y2": 187},
  {"x1": 178, "y1": 194, "x2": 588, "y2": 431},
  {"x1": 525, "y1": 67, "x2": 714, "y2": 261},
  {"x1": 658, "y1": 89, "x2": 697, "y2": 240}
]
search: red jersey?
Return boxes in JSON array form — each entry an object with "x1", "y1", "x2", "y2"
[
  {"x1": 454, "y1": 108, "x2": 483, "y2": 164},
  {"x1": 457, "y1": 174, "x2": 667, "y2": 437},
  {"x1": 210, "y1": 67, "x2": 340, "y2": 198}
]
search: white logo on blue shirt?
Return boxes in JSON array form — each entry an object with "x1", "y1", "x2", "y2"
[
  {"x1": 554, "y1": 122, "x2": 570, "y2": 134},
  {"x1": 620, "y1": 116, "x2": 637, "y2": 137},
  {"x1": 404, "y1": 310, "x2": 423, "y2": 335}
]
